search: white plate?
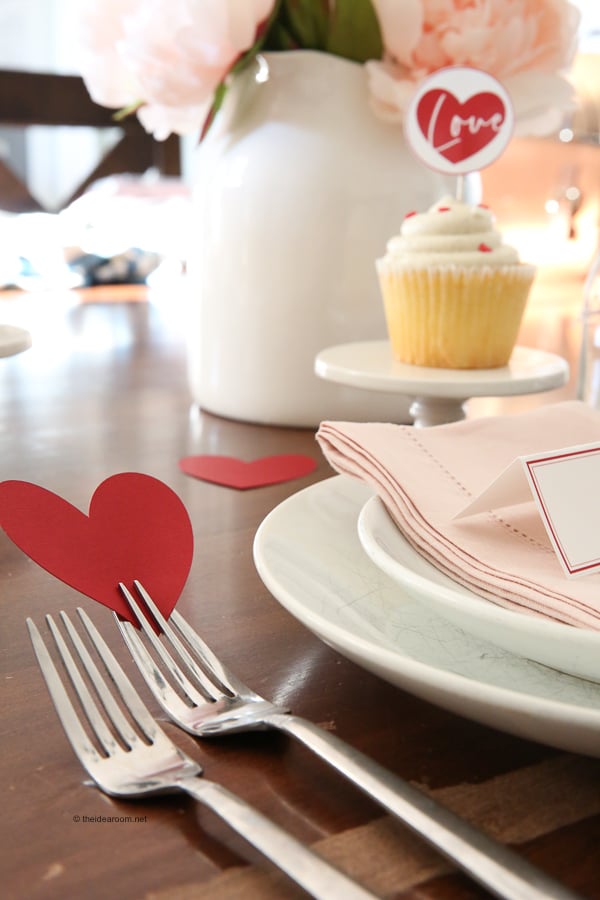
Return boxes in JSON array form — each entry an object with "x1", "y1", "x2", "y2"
[
  {"x1": 358, "y1": 495, "x2": 600, "y2": 683},
  {"x1": 253, "y1": 475, "x2": 600, "y2": 757}
]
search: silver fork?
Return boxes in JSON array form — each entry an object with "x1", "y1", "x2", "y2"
[
  {"x1": 26, "y1": 609, "x2": 380, "y2": 900},
  {"x1": 117, "y1": 580, "x2": 582, "y2": 900}
]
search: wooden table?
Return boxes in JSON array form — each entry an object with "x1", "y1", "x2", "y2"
[{"x1": 1, "y1": 284, "x2": 599, "y2": 900}]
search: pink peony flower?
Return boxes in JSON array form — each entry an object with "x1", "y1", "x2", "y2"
[
  {"x1": 368, "y1": 0, "x2": 582, "y2": 135},
  {"x1": 77, "y1": 0, "x2": 582, "y2": 140},
  {"x1": 77, "y1": 0, "x2": 143, "y2": 109},
  {"x1": 77, "y1": 0, "x2": 276, "y2": 139}
]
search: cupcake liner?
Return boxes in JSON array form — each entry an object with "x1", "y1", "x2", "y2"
[{"x1": 376, "y1": 263, "x2": 536, "y2": 369}]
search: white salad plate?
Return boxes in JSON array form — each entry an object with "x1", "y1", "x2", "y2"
[
  {"x1": 358, "y1": 495, "x2": 600, "y2": 683},
  {"x1": 253, "y1": 475, "x2": 600, "y2": 757}
]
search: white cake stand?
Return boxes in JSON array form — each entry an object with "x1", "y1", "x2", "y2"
[
  {"x1": 315, "y1": 341, "x2": 570, "y2": 427},
  {"x1": 0, "y1": 324, "x2": 32, "y2": 358}
]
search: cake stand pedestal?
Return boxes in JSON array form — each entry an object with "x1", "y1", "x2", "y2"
[
  {"x1": 315, "y1": 341, "x2": 570, "y2": 427},
  {"x1": 0, "y1": 324, "x2": 32, "y2": 358}
]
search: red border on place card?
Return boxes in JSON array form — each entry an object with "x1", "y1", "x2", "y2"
[{"x1": 524, "y1": 445, "x2": 600, "y2": 577}]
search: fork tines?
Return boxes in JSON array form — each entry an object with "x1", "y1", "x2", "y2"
[
  {"x1": 27, "y1": 610, "x2": 382, "y2": 899},
  {"x1": 119, "y1": 581, "x2": 240, "y2": 697},
  {"x1": 27, "y1": 610, "x2": 176, "y2": 776}
]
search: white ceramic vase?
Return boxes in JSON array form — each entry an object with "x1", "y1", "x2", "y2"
[{"x1": 187, "y1": 50, "x2": 479, "y2": 427}]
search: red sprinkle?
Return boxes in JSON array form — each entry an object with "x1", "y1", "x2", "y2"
[
  {"x1": 479, "y1": 243, "x2": 492, "y2": 252},
  {"x1": 404, "y1": 210, "x2": 417, "y2": 218},
  {"x1": 438, "y1": 206, "x2": 450, "y2": 212},
  {"x1": 478, "y1": 203, "x2": 490, "y2": 209}
]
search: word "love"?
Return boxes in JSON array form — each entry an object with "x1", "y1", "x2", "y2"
[{"x1": 417, "y1": 88, "x2": 506, "y2": 164}]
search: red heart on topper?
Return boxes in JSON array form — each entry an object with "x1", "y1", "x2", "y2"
[
  {"x1": 179, "y1": 454, "x2": 317, "y2": 490},
  {"x1": 416, "y1": 88, "x2": 506, "y2": 163},
  {"x1": 0, "y1": 473, "x2": 193, "y2": 622}
]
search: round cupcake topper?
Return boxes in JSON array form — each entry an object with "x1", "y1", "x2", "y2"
[{"x1": 405, "y1": 67, "x2": 514, "y2": 175}]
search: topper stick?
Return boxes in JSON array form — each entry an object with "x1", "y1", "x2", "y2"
[{"x1": 456, "y1": 174, "x2": 464, "y2": 201}]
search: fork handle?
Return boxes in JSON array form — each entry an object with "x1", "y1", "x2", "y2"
[
  {"x1": 177, "y1": 775, "x2": 377, "y2": 900},
  {"x1": 265, "y1": 713, "x2": 581, "y2": 900}
]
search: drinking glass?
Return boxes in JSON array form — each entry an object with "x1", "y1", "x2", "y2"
[{"x1": 577, "y1": 249, "x2": 600, "y2": 407}]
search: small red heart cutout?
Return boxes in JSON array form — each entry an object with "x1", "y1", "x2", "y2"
[
  {"x1": 179, "y1": 454, "x2": 317, "y2": 490},
  {"x1": 0, "y1": 473, "x2": 193, "y2": 622},
  {"x1": 416, "y1": 88, "x2": 506, "y2": 163}
]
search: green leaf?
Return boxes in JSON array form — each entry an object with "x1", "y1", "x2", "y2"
[
  {"x1": 200, "y1": 79, "x2": 228, "y2": 140},
  {"x1": 200, "y1": 0, "x2": 385, "y2": 139},
  {"x1": 267, "y1": 0, "x2": 330, "y2": 51},
  {"x1": 112, "y1": 100, "x2": 143, "y2": 122},
  {"x1": 326, "y1": 0, "x2": 383, "y2": 63},
  {"x1": 201, "y1": 0, "x2": 284, "y2": 138},
  {"x1": 235, "y1": 0, "x2": 285, "y2": 64},
  {"x1": 263, "y1": 21, "x2": 300, "y2": 51}
]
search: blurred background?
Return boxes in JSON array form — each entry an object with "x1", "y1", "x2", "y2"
[
  {"x1": 0, "y1": 0, "x2": 193, "y2": 291},
  {"x1": 0, "y1": 0, "x2": 598, "y2": 298}
]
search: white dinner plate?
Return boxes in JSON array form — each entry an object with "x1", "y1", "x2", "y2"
[
  {"x1": 253, "y1": 475, "x2": 600, "y2": 757},
  {"x1": 358, "y1": 495, "x2": 600, "y2": 683}
]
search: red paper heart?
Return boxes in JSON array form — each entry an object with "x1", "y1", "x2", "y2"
[
  {"x1": 179, "y1": 454, "x2": 317, "y2": 489},
  {"x1": 0, "y1": 473, "x2": 193, "y2": 622},
  {"x1": 416, "y1": 88, "x2": 506, "y2": 163}
]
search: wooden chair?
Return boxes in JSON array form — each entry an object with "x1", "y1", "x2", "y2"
[{"x1": 0, "y1": 69, "x2": 181, "y2": 212}]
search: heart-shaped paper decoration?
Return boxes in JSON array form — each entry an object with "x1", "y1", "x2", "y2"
[
  {"x1": 405, "y1": 66, "x2": 513, "y2": 175},
  {"x1": 416, "y1": 88, "x2": 506, "y2": 163},
  {"x1": 0, "y1": 473, "x2": 193, "y2": 622},
  {"x1": 179, "y1": 454, "x2": 317, "y2": 489}
]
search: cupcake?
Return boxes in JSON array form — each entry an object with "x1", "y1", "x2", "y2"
[{"x1": 376, "y1": 196, "x2": 536, "y2": 369}]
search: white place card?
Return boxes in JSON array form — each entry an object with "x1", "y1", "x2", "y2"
[{"x1": 455, "y1": 442, "x2": 600, "y2": 578}]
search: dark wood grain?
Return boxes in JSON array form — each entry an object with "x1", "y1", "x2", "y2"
[
  {"x1": 0, "y1": 70, "x2": 181, "y2": 211},
  {"x1": 0, "y1": 285, "x2": 597, "y2": 900}
]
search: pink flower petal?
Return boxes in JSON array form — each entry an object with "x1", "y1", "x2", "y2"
[{"x1": 371, "y1": 0, "x2": 424, "y2": 64}]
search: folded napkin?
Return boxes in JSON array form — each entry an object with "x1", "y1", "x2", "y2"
[{"x1": 317, "y1": 402, "x2": 600, "y2": 630}]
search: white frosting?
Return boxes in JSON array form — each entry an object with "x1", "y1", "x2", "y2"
[{"x1": 381, "y1": 195, "x2": 520, "y2": 268}]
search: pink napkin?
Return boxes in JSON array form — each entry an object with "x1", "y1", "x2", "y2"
[{"x1": 317, "y1": 402, "x2": 600, "y2": 630}]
